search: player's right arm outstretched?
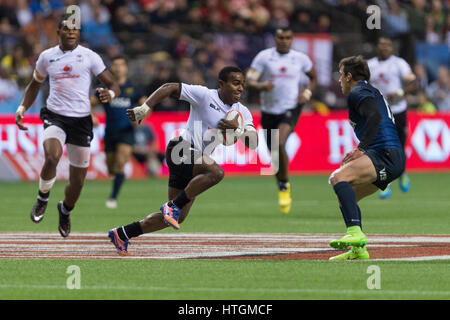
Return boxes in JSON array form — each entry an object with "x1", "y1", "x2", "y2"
[
  {"x1": 15, "y1": 70, "x2": 45, "y2": 131},
  {"x1": 126, "y1": 83, "x2": 181, "y2": 123}
]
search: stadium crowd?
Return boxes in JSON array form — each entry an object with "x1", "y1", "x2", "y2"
[{"x1": 0, "y1": 0, "x2": 449, "y2": 111}]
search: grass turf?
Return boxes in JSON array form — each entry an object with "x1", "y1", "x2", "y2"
[{"x1": 0, "y1": 173, "x2": 449, "y2": 299}]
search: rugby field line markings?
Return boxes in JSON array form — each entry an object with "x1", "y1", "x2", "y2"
[{"x1": 0, "y1": 284, "x2": 448, "y2": 297}]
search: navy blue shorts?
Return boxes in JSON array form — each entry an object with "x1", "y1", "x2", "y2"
[
  {"x1": 104, "y1": 126, "x2": 135, "y2": 153},
  {"x1": 365, "y1": 148, "x2": 406, "y2": 190}
]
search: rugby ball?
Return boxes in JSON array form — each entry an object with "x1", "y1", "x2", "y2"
[{"x1": 220, "y1": 110, "x2": 244, "y2": 146}]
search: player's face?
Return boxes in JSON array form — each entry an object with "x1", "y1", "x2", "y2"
[
  {"x1": 338, "y1": 66, "x2": 351, "y2": 96},
  {"x1": 219, "y1": 72, "x2": 245, "y2": 104},
  {"x1": 376, "y1": 38, "x2": 393, "y2": 60},
  {"x1": 58, "y1": 24, "x2": 80, "y2": 50},
  {"x1": 111, "y1": 59, "x2": 128, "y2": 78},
  {"x1": 275, "y1": 30, "x2": 293, "y2": 54}
]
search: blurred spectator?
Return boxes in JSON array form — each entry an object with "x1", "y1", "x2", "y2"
[
  {"x1": 148, "y1": 0, "x2": 176, "y2": 25},
  {"x1": 383, "y1": 0, "x2": 410, "y2": 39},
  {"x1": 112, "y1": 5, "x2": 146, "y2": 33},
  {"x1": 81, "y1": 4, "x2": 118, "y2": 51},
  {"x1": 29, "y1": 0, "x2": 64, "y2": 17},
  {"x1": 0, "y1": 0, "x2": 20, "y2": 29},
  {"x1": 0, "y1": 67, "x2": 19, "y2": 103},
  {"x1": 426, "y1": 66, "x2": 450, "y2": 111},
  {"x1": 414, "y1": 63, "x2": 429, "y2": 90},
  {"x1": 145, "y1": 63, "x2": 184, "y2": 111},
  {"x1": 429, "y1": 0, "x2": 446, "y2": 39},
  {"x1": 416, "y1": 89, "x2": 437, "y2": 114},
  {"x1": 426, "y1": 15, "x2": 441, "y2": 44},
  {"x1": 1, "y1": 44, "x2": 32, "y2": 88},
  {"x1": 406, "y1": 0, "x2": 427, "y2": 41},
  {"x1": 315, "y1": 13, "x2": 332, "y2": 33},
  {"x1": 268, "y1": 7, "x2": 290, "y2": 30},
  {"x1": 291, "y1": 9, "x2": 316, "y2": 33},
  {"x1": 16, "y1": 0, "x2": 33, "y2": 27},
  {"x1": 80, "y1": 0, "x2": 111, "y2": 25},
  {"x1": 0, "y1": 17, "x2": 18, "y2": 54},
  {"x1": 173, "y1": 0, "x2": 191, "y2": 24},
  {"x1": 444, "y1": 11, "x2": 450, "y2": 47},
  {"x1": 247, "y1": 0, "x2": 271, "y2": 31}
]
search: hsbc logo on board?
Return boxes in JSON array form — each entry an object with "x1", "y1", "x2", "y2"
[{"x1": 411, "y1": 120, "x2": 450, "y2": 162}]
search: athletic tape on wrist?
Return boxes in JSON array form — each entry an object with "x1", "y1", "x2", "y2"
[
  {"x1": 134, "y1": 103, "x2": 150, "y2": 121},
  {"x1": 303, "y1": 89, "x2": 312, "y2": 101},
  {"x1": 108, "y1": 90, "x2": 116, "y2": 99},
  {"x1": 16, "y1": 105, "x2": 26, "y2": 115}
]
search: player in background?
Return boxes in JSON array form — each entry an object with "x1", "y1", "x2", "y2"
[
  {"x1": 91, "y1": 56, "x2": 146, "y2": 209},
  {"x1": 367, "y1": 37, "x2": 417, "y2": 199},
  {"x1": 328, "y1": 56, "x2": 405, "y2": 260},
  {"x1": 15, "y1": 14, "x2": 120, "y2": 237},
  {"x1": 246, "y1": 26, "x2": 317, "y2": 215},
  {"x1": 107, "y1": 66, "x2": 258, "y2": 255}
]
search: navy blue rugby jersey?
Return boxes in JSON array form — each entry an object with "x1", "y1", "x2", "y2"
[
  {"x1": 101, "y1": 80, "x2": 144, "y2": 131},
  {"x1": 347, "y1": 80, "x2": 402, "y2": 150}
]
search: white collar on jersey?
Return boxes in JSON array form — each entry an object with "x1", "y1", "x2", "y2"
[{"x1": 59, "y1": 44, "x2": 79, "y2": 54}]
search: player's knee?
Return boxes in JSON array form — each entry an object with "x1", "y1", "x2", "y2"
[
  {"x1": 210, "y1": 166, "x2": 224, "y2": 185},
  {"x1": 330, "y1": 171, "x2": 350, "y2": 186},
  {"x1": 44, "y1": 153, "x2": 61, "y2": 168}
]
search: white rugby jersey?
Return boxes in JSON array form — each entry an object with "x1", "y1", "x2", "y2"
[
  {"x1": 35, "y1": 45, "x2": 106, "y2": 117},
  {"x1": 250, "y1": 47, "x2": 313, "y2": 114},
  {"x1": 179, "y1": 83, "x2": 254, "y2": 152},
  {"x1": 368, "y1": 55, "x2": 412, "y2": 114}
]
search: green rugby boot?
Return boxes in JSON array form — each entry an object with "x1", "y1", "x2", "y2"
[
  {"x1": 329, "y1": 246, "x2": 370, "y2": 261},
  {"x1": 329, "y1": 226, "x2": 367, "y2": 249}
]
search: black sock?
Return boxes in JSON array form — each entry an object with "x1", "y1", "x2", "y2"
[
  {"x1": 277, "y1": 179, "x2": 288, "y2": 191},
  {"x1": 62, "y1": 202, "x2": 74, "y2": 215},
  {"x1": 171, "y1": 190, "x2": 191, "y2": 209},
  {"x1": 37, "y1": 190, "x2": 50, "y2": 204},
  {"x1": 333, "y1": 182, "x2": 361, "y2": 227},
  {"x1": 110, "y1": 173, "x2": 125, "y2": 199},
  {"x1": 117, "y1": 222, "x2": 143, "y2": 241},
  {"x1": 339, "y1": 205, "x2": 349, "y2": 227}
]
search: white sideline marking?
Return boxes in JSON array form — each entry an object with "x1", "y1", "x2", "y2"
[
  {"x1": 0, "y1": 284, "x2": 449, "y2": 297},
  {"x1": 1, "y1": 232, "x2": 449, "y2": 261},
  {"x1": 372, "y1": 255, "x2": 450, "y2": 261}
]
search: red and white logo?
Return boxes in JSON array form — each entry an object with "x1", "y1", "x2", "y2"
[
  {"x1": 411, "y1": 119, "x2": 450, "y2": 162},
  {"x1": 63, "y1": 64, "x2": 72, "y2": 73},
  {"x1": 280, "y1": 66, "x2": 286, "y2": 73}
]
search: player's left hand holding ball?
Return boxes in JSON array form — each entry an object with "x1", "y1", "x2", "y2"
[{"x1": 218, "y1": 114, "x2": 240, "y2": 132}]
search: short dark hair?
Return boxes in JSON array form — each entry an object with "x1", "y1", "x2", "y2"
[
  {"x1": 111, "y1": 55, "x2": 128, "y2": 63},
  {"x1": 275, "y1": 26, "x2": 292, "y2": 34},
  {"x1": 339, "y1": 55, "x2": 371, "y2": 81},
  {"x1": 218, "y1": 66, "x2": 243, "y2": 82},
  {"x1": 58, "y1": 12, "x2": 80, "y2": 30}
]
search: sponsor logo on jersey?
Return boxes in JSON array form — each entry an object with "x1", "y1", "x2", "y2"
[{"x1": 63, "y1": 64, "x2": 72, "y2": 73}]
